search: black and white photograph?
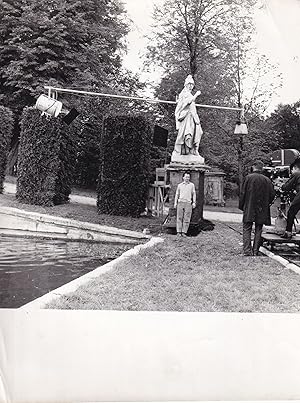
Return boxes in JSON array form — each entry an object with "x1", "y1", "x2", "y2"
[{"x1": 1, "y1": 0, "x2": 300, "y2": 401}]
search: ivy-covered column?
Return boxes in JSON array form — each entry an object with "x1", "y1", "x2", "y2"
[
  {"x1": 16, "y1": 108, "x2": 77, "y2": 206},
  {"x1": 97, "y1": 115, "x2": 152, "y2": 217}
]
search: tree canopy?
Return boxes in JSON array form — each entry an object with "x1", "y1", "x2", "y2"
[
  {"x1": 144, "y1": 0, "x2": 281, "y2": 186},
  {"x1": 145, "y1": 0, "x2": 257, "y2": 103},
  {"x1": 0, "y1": 0, "x2": 129, "y2": 113},
  {"x1": 265, "y1": 101, "x2": 300, "y2": 151}
]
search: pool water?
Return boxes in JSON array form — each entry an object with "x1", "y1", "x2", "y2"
[{"x1": 0, "y1": 236, "x2": 133, "y2": 308}]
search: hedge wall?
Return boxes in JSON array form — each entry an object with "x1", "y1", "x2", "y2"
[
  {"x1": 0, "y1": 106, "x2": 14, "y2": 193},
  {"x1": 16, "y1": 108, "x2": 77, "y2": 206},
  {"x1": 97, "y1": 115, "x2": 152, "y2": 217}
]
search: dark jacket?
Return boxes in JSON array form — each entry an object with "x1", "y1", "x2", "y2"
[
  {"x1": 239, "y1": 171, "x2": 275, "y2": 224},
  {"x1": 282, "y1": 172, "x2": 300, "y2": 205}
]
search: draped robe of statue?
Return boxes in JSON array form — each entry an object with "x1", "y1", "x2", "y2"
[{"x1": 171, "y1": 87, "x2": 204, "y2": 164}]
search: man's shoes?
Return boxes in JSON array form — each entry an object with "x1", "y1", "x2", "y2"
[
  {"x1": 253, "y1": 251, "x2": 264, "y2": 256},
  {"x1": 281, "y1": 231, "x2": 293, "y2": 239},
  {"x1": 182, "y1": 233, "x2": 188, "y2": 237},
  {"x1": 176, "y1": 232, "x2": 182, "y2": 237}
]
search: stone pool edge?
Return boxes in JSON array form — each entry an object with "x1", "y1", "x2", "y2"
[
  {"x1": 19, "y1": 237, "x2": 164, "y2": 310},
  {"x1": 0, "y1": 206, "x2": 149, "y2": 244}
]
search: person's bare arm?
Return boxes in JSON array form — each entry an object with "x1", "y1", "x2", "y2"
[
  {"x1": 174, "y1": 185, "x2": 180, "y2": 208},
  {"x1": 192, "y1": 90, "x2": 201, "y2": 102},
  {"x1": 192, "y1": 184, "x2": 196, "y2": 208}
]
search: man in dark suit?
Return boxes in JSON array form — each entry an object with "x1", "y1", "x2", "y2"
[
  {"x1": 239, "y1": 160, "x2": 275, "y2": 256},
  {"x1": 281, "y1": 159, "x2": 300, "y2": 239}
]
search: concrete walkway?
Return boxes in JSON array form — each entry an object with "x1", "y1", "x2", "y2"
[
  {"x1": 3, "y1": 182, "x2": 97, "y2": 206},
  {"x1": 204, "y1": 210, "x2": 242, "y2": 223},
  {"x1": 3, "y1": 182, "x2": 15, "y2": 194}
]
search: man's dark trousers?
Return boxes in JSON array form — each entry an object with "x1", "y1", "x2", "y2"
[
  {"x1": 243, "y1": 222, "x2": 263, "y2": 255},
  {"x1": 286, "y1": 202, "x2": 300, "y2": 232}
]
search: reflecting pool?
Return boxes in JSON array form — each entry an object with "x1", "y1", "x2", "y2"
[{"x1": 0, "y1": 236, "x2": 133, "y2": 308}]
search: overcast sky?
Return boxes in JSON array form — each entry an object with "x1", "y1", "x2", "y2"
[{"x1": 122, "y1": 0, "x2": 300, "y2": 111}]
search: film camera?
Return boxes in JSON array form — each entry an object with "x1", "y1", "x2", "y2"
[{"x1": 263, "y1": 149, "x2": 300, "y2": 215}]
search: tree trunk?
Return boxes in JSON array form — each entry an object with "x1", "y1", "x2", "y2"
[
  {"x1": 6, "y1": 140, "x2": 18, "y2": 175},
  {"x1": 238, "y1": 135, "x2": 244, "y2": 194},
  {"x1": 190, "y1": 52, "x2": 198, "y2": 76}
]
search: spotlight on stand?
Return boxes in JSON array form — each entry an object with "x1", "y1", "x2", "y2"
[
  {"x1": 35, "y1": 94, "x2": 79, "y2": 125},
  {"x1": 234, "y1": 120, "x2": 248, "y2": 135}
]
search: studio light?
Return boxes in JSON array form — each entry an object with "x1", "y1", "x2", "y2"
[
  {"x1": 35, "y1": 94, "x2": 79, "y2": 124},
  {"x1": 234, "y1": 121, "x2": 248, "y2": 135},
  {"x1": 35, "y1": 94, "x2": 62, "y2": 117}
]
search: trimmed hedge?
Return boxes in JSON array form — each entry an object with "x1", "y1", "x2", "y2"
[
  {"x1": 16, "y1": 108, "x2": 77, "y2": 206},
  {"x1": 0, "y1": 106, "x2": 14, "y2": 193},
  {"x1": 97, "y1": 115, "x2": 152, "y2": 217}
]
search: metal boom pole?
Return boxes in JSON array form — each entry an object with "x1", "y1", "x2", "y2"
[{"x1": 44, "y1": 86, "x2": 243, "y2": 113}]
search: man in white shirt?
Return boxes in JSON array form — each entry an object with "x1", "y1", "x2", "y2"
[{"x1": 174, "y1": 173, "x2": 196, "y2": 237}]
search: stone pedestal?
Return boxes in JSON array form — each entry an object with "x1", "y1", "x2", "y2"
[
  {"x1": 204, "y1": 171, "x2": 226, "y2": 206},
  {"x1": 163, "y1": 163, "x2": 210, "y2": 232},
  {"x1": 171, "y1": 151, "x2": 205, "y2": 165}
]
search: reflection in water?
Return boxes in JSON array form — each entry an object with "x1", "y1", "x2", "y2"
[{"x1": 0, "y1": 236, "x2": 133, "y2": 308}]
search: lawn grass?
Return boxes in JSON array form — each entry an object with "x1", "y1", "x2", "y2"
[{"x1": 46, "y1": 222, "x2": 300, "y2": 312}]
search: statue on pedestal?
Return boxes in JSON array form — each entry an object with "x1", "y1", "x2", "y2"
[{"x1": 171, "y1": 75, "x2": 204, "y2": 165}]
